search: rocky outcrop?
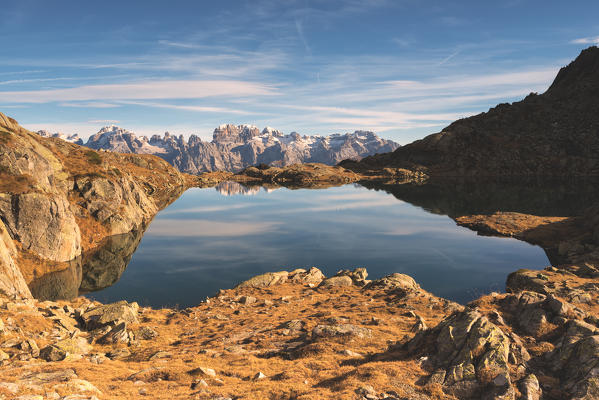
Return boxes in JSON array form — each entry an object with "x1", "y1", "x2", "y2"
[
  {"x1": 406, "y1": 309, "x2": 515, "y2": 399},
  {"x1": 0, "y1": 192, "x2": 81, "y2": 262},
  {"x1": 235, "y1": 267, "x2": 325, "y2": 288},
  {"x1": 350, "y1": 46, "x2": 599, "y2": 177},
  {"x1": 81, "y1": 124, "x2": 399, "y2": 174},
  {"x1": 0, "y1": 220, "x2": 30, "y2": 298},
  {"x1": 0, "y1": 111, "x2": 187, "y2": 300}
]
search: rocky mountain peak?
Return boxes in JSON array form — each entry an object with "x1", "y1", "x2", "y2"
[
  {"x1": 213, "y1": 124, "x2": 261, "y2": 144},
  {"x1": 37, "y1": 130, "x2": 83, "y2": 145},
  {"x1": 547, "y1": 46, "x2": 599, "y2": 96},
  {"x1": 262, "y1": 126, "x2": 283, "y2": 136}
]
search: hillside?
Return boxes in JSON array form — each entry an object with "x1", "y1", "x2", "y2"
[{"x1": 347, "y1": 46, "x2": 599, "y2": 177}]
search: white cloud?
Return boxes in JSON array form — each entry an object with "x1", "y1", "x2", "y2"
[
  {"x1": 87, "y1": 119, "x2": 119, "y2": 124},
  {"x1": 116, "y1": 100, "x2": 252, "y2": 115},
  {"x1": 571, "y1": 36, "x2": 599, "y2": 45},
  {"x1": 0, "y1": 80, "x2": 278, "y2": 104},
  {"x1": 60, "y1": 102, "x2": 120, "y2": 108}
]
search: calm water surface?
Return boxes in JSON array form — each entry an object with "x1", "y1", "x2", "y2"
[{"x1": 85, "y1": 183, "x2": 549, "y2": 307}]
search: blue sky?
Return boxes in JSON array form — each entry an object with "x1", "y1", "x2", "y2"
[{"x1": 0, "y1": 0, "x2": 597, "y2": 143}]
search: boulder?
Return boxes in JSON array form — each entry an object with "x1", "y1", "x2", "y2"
[
  {"x1": 318, "y1": 275, "x2": 353, "y2": 288},
  {"x1": 235, "y1": 271, "x2": 289, "y2": 288},
  {"x1": 363, "y1": 273, "x2": 420, "y2": 292},
  {"x1": 406, "y1": 309, "x2": 514, "y2": 399},
  {"x1": 81, "y1": 300, "x2": 138, "y2": 329},
  {"x1": 288, "y1": 267, "x2": 325, "y2": 285},
  {"x1": 312, "y1": 324, "x2": 372, "y2": 340}
]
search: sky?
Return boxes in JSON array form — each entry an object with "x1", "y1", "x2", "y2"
[{"x1": 0, "y1": 0, "x2": 597, "y2": 144}]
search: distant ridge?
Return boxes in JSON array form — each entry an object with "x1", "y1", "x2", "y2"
[
  {"x1": 40, "y1": 124, "x2": 399, "y2": 174},
  {"x1": 349, "y1": 46, "x2": 599, "y2": 177}
]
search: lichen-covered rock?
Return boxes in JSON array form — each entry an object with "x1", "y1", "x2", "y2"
[
  {"x1": 406, "y1": 309, "x2": 514, "y2": 399},
  {"x1": 287, "y1": 267, "x2": 325, "y2": 285},
  {"x1": 327, "y1": 267, "x2": 369, "y2": 286},
  {"x1": 235, "y1": 271, "x2": 289, "y2": 288},
  {"x1": 363, "y1": 273, "x2": 420, "y2": 294},
  {"x1": 519, "y1": 374, "x2": 541, "y2": 400},
  {"x1": 81, "y1": 300, "x2": 138, "y2": 329},
  {"x1": 0, "y1": 193, "x2": 81, "y2": 262},
  {"x1": 312, "y1": 324, "x2": 372, "y2": 340},
  {"x1": 318, "y1": 275, "x2": 353, "y2": 288}
]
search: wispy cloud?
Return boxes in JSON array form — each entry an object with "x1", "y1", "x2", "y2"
[
  {"x1": 60, "y1": 102, "x2": 120, "y2": 108},
  {"x1": 437, "y1": 50, "x2": 460, "y2": 66},
  {"x1": 87, "y1": 119, "x2": 119, "y2": 124},
  {"x1": 295, "y1": 19, "x2": 311, "y2": 56},
  {"x1": 571, "y1": 36, "x2": 599, "y2": 45},
  {"x1": 116, "y1": 100, "x2": 252, "y2": 115},
  {"x1": 0, "y1": 80, "x2": 278, "y2": 104}
]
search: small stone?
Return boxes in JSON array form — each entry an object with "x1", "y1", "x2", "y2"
[
  {"x1": 0, "y1": 350, "x2": 9, "y2": 362},
  {"x1": 89, "y1": 353, "x2": 107, "y2": 364},
  {"x1": 1, "y1": 337, "x2": 21, "y2": 348},
  {"x1": 106, "y1": 347, "x2": 130, "y2": 360},
  {"x1": 340, "y1": 349, "x2": 362, "y2": 357},
  {"x1": 356, "y1": 385, "x2": 378, "y2": 399},
  {"x1": 283, "y1": 320, "x2": 304, "y2": 331},
  {"x1": 52, "y1": 379, "x2": 101, "y2": 395},
  {"x1": 138, "y1": 326, "x2": 158, "y2": 340},
  {"x1": 238, "y1": 296, "x2": 257, "y2": 305},
  {"x1": 253, "y1": 372, "x2": 266, "y2": 380},
  {"x1": 493, "y1": 373, "x2": 509, "y2": 387},
  {"x1": 21, "y1": 369, "x2": 77, "y2": 385},
  {"x1": 312, "y1": 324, "x2": 372, "y2": 339},
  {"x1": 98, "y1": 322, "x2": 129, "y2": 344},
  {"x1": 39, "y1": 345, "x2": 68, "y2": 362},
  {"x1": 520, "y1": 374, "x2": 541, "y2": 400},
  {"x1": 190, "y1": 379, "x2": 208, "y2": 389},
  {"x1": 148, "y1": 350, "x2": 171, "y2": 361},
  {"x1": 189, "y1": 366, "x2": 216, "y2": 377},
  {"x1": 318, "y1": 275, "x2": 353, "y2": 288}
]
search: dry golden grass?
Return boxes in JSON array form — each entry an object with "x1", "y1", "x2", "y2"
[{"x1": 0, "y1": 282, "x2": 455, "y2": 399}]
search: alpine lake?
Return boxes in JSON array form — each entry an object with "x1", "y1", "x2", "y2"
[{"x1": 67, "y1": 178, "x2": 598, "y2": 308}]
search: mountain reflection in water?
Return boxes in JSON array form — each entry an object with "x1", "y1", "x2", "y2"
[{"x1": 29, "y1": 178, "x2": 599, "y2": 307}]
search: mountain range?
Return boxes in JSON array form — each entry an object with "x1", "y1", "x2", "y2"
[{"x1": 39, "y1": 124, "x2": 399, "y2": 174}]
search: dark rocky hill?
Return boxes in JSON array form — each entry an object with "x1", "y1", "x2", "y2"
[{"x1": 349, "y1": 46, "x2": 599, "y2": 177}]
